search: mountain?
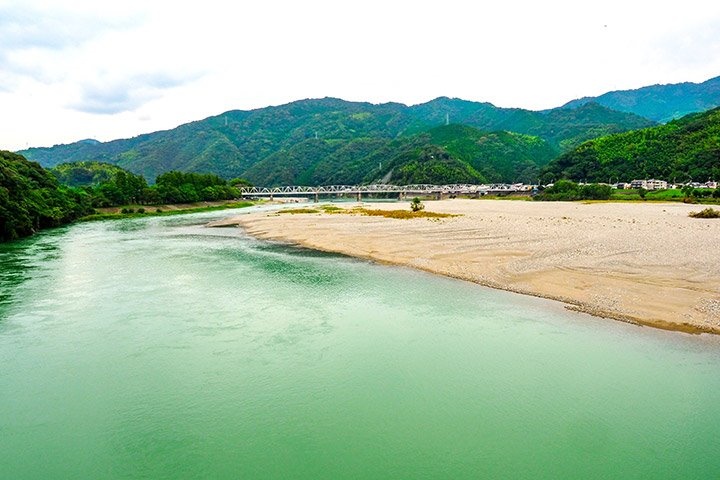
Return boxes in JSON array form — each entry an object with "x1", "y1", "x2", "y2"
[
  {"x1": 540, "y1": 107, "x2": 720, "y2": 184},
  {"x1": 418, "y1": 124, "x2": 556, "y2": 183},
  {"x1": 562, "y1": 76, "x2": 720, "y2": 123},
  {"x1": 237, "y1": 124, "x2": 559, "y2": 186},
  {"x1": 407, "y1": 98, "x2": 653, "y2": 150},
  {"x1": 19, "y1": 97, "x2": 654, "y2": 186}
]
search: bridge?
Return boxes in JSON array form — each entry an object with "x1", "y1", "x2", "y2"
[{"x1": 240, "y1": 183, "x2": 531, "y2": 201}]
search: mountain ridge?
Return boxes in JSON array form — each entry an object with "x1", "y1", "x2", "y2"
[
  {"x1": 561, "y1": 76, "x2": 720, "y2": 123},
  {"x1": 19, "y1": 97, "x2": 653, "y2": 185}
]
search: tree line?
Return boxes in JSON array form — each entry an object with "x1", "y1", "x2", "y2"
[
  {"x1": 89, "y1": 169, "x2": 248, "y2": 207},
  {"x1": 1, "y1": 153, "x2": 250, "y2": 242}
]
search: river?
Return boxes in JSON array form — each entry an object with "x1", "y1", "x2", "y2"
[{"x1": 1, "y1": 206, "x2": 719, "y2": 479}]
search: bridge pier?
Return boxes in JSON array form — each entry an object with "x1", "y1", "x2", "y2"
[
  {"x1": 399, "y1": 192, "x2": 405, "y2": 201},
  {"x1": 314, "y1": 193, "x2": 319, "y2": 203},
  {"x1": 356, "y1": 192, "x2": 362, "y2": 202}
]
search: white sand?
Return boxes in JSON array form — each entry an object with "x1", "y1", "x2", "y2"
[{"x1": 215, "y1": 200, "x2": 720, "y2": 334}]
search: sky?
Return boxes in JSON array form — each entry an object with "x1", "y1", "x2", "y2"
[{"x1": 2, "y1": 0, "x2": 720, "y2": 151}]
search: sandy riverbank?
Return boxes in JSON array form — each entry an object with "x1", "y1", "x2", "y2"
[{"x1": 213, "y1": 200, "x2": 720, "y2": 334}]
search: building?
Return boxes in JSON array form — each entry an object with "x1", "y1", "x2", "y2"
[
  {"x1": 646, "y1": 179, "x2": 668, "y2": 190},
  {"x1": 630, "y1": 179, "x2": 667, "y2": 190}
]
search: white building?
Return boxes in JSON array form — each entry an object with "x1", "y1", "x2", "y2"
[
  {"x1": 646, "y1": 179, "x2": 668, "y2": 190},
  {"x1": 630, "y1": 179, "x2": 667, "y2": 190}
]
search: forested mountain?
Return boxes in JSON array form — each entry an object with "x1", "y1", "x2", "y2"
[
  {"x1": 562, "y1": 76, "x2": 720, "y2": 123},
  {"x1": 540, "y1": 107, "x2": 720, "y2": 183},
  {"x1": 19, "y1": 97, "x2": 653, "y2": 186},
  {"x1": 241, "y1": 124, "x2": 557, "y2": 186},
  {"x1": 410, "y1": 98, "x2": 652, "y2": 150}
]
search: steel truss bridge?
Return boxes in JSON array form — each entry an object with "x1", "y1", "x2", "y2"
[{"x1": 240, "y1": 184, "x2": 529, "y2": 200}]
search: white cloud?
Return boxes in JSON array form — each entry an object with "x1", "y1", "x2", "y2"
[
  {"x1": 0, "y1": 3, "x2": 138, "y2": 83},
  {"x1": 1, "y1": 0, "x2": 720, "y2": 151},
  {"x1": 69, "y1": 71, "x2": 205, "y2": 114}
]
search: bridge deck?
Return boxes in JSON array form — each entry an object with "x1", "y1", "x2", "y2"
[{"x1": 240, "y1": 184, "x2": 531, "y2": 196}]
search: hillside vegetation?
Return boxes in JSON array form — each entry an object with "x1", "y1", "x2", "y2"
[
  {"x1": 51, "y1": 161, "x2": 131, "y2": 187},
  {"x1": 0, "y1": 151, "x2": 250, "y2": 242},
  {"x1": 562, "y1": 75, "x2": 720, "y2": 123},
  {"x1": 242, "y1": 124, "x2": 557, "y2": 186},
  {"x1": 541, "y1": 107, "x2": 720, "y2": 183},
  {"x1": 20, "y1": 97, "x2": 653, "y2": 186},
  {"x1": 0, "y1": 151, "x2": 93, "y2": 241}
]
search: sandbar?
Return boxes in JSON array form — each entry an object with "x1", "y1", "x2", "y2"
[{"x1": 214, "y1": 200, "x2": 720, "y2": 334}]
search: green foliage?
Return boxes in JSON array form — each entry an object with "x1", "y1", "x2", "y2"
[
  {"x1": 154, "y1": 171, "x2": 240, "y2": 203},
  {"x1": 410, "y1": 197, "x2": 425, "y2": 212},
  {"x1": 92, "y1": 170, "x2": 148, "y2": 207},
  {"x1": 535, "y1": 180, "x2": 612, "y2": 201},
  {"x1": 681, "y1": 185, "x2": 695, "y2": 199},
  {"x1": 228, "y1": 177, "x2": 253, "y2": 187},
  {"x1": 380, "y1": 145, "x2": 484, "y2": 185},
  {"x1": 51, "y1": 161, "x2": 129, "y2": 187},
  {"x1": 541, "y1": 107, "x2": 720, "y2": 184},
  {"x1": 424, "y1": 125, "x2": 556, "y2": 183},
  {"x1": 0, "y1": 151, "x2": 94, "y2": 241}
]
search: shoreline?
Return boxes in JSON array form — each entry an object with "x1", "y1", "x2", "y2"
[{"x1": 214, "y1": 200, "x2": 720, "y2": 335}]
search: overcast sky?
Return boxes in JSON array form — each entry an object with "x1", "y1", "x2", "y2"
[{"x1": 2, "y1": 0, "x2": 720, "y2": 151}]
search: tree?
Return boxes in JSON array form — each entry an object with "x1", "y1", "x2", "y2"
[
  {"x1": 410, "y1": 197, "x2": 425, "y2": 212},
  {"x1": 681, "y1": 185, "x2": 694, "y2": 200}
]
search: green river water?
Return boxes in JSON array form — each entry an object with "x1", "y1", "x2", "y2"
[{"x1": 1, "y1": 206, "x2": 719, "y2": 479}]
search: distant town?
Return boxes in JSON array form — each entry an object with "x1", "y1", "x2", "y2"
[{"x1": 492, "y1": 179, "x2": 718, "y2": 193}]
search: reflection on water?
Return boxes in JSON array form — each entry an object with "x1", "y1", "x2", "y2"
[
  {"x1": 0, "y1": 228, "x2": 66, "y2": 314},
  {"x1": 1, "y1": 205, "x2": 720, "y2": 479}
]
